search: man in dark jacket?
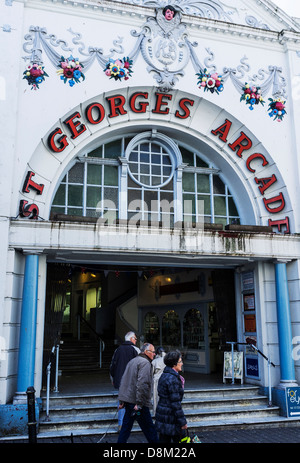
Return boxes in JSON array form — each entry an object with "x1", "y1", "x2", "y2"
[
  {"x1": 110, "y1": 332, "x2": 140, "y2": 429},
  {"x1": 155, "y1": 350, "x2": 187, "y2": 443},
  {"x1": 117, "y1": 343, "x2": 158, "y2": 443}
]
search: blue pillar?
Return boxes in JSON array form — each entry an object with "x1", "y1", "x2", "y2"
[
  {"x1": 275, "y1": 261, "x2": 297, "y2": 386},
  {"x1": 16, "y1": 253, "x2": 39, "y2": 394}
]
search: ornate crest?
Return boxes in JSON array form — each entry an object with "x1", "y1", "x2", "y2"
[{"x1": 136, "y1": 7, "x2": 190, "y2": 89}]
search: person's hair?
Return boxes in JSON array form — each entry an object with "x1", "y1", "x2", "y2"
[
  {"x1": 164, "y1": 350, "x2": 181, "y2": 367},
  {"x1": 156, "y1": 346, "x2": 165, "y2": 356},
  {"x1": 125, "y1": 331, "x2": 136, "y2": 341},
  {"x1": 163, "y1": 5, "x2": 176, "y2": 17},
  {"x1": 141, "y1": 343, "x2": 152, "y2": 353}
]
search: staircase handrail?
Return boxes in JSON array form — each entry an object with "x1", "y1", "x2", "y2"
[
  {"x1": 77, "y1": 313, "x2": 105, "y2": 367},
  {"x1": 230, "y1": 341, "x2": 275, "y2": 406},
  {"x1": 45, "y1": 340, "x2": 61, "y2": 421},
  {"x1": 116, "y1": 299, "x2": 143, "y2": 343}
]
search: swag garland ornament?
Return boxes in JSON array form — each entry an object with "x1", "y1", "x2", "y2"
[{"x1": 22, "y1": 5, "x2": 288, "y2": 121}]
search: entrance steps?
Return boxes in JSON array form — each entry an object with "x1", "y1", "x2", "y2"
[{"x1": 36, "y1": 385, "x2": 294, "y2": 439}]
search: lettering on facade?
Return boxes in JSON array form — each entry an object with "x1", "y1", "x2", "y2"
[{"x1": 19, "y1": 92, "x2": 290, "y2": 233}]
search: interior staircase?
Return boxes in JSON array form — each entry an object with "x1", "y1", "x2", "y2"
[
  {"x1": 37, "y1": 384, "x2": 293, "y2": 439},
  {"x1": 58, "y1": 335, "x2": 116, "y2": 375}
]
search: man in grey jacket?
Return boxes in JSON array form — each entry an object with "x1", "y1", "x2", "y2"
[{"x1": 117, "y1": 343, "x2": 158, "y2": 443}]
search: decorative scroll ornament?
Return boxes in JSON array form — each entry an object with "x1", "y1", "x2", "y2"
[{"x1": 22, "y1": 6, "x2": 288, "y2": 120}]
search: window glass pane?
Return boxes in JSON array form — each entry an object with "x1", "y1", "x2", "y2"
[
  {"x1": 144, "y1": 190, "x2": 158, "y2": 211},
  {"x1": 104, "y1": 166, "x2": 118, "y2": 186},
  {"x1": 183, "y1": 173, "x2": 195, "y2": 192},
  {"x1": 68, "y1": 163, "x2": 84, "y2": 183},
  {"x1": 67, "y1": 207, "x2": 83, "y2": 216},
  {"x1": 88, "y1": 146, "x2": 103, "y2": 158},
  {"x1": 150, "y1": 143, "x2": 160, "y2": 153},
  {"x1": 228, "y1": 197, "x2": 238, "y2": 216},
  {"x1": 151, "y1": 154, "x2": 161, "y2": 164},
  {"x1": 86, "y1": 209, "x2": 100, "y2": 218},
  {"x1": 68, "y1": 185, "x2": 83, "y2": 206},
  {"x1": 140, "y1": 164, "x2": 150, "y2": 175},
  {"x1": 140, "y1": 151, "x2": 149, "y2": 163},
  {"x1": 214, "y1": 196, "x2": 226, "y2": 215},
  {"x1": 213, "y1": 176, "x2": 225, "y2": 194},
  {"x1": 87, "y1": 164, "x2": 102, "y2": 185},
  {"x1": 53, "y1": 184, "x2": 65, "y2": 205},
  {"x1": 103, "y1": 187, "x2": 118, "y2": 206},
  {"x1": 104, "y1": 140, "x2": 121, "y2": 159},
  {"x1": 86, "y1": 186, "x2": 101, "y2": 207},
  {"x1": 162, "y1": 310, "x2": 180, "y2": 347},
  {"x1": 129, "y1": 152, "x2": 138, "y2": 162},
  {"x1": 197, "y1": 174, "x2": 210, "y2": 193},
  {"x1": 128, "y1": 188, "x2": 142, "y2": 204},
  {"x1": 144, "y1": 312, "x2": 160, "y2": 346},
  {"x1": 196, "y1": 155, "x2": 209, "y2": 168},
  {"x1": 183, "y1": 309, "x2": 205, "y2": 349},
  {"x1": 197, "y1": 195, "x2": 211, "y2": 215},
  {"x1": 181, "y1": 147, "x2": 194, "y2": 165},
  {"x1": 161, "y1": 179, "x2": 173, "y2": 190},
  {"x1": 51, "y1": 206, "x2": 65, "y2": 214},
  {"x1": 183, "y1": 193, "x2": 195, "y2": 214}
]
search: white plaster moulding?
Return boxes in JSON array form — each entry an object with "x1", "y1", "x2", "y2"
[{"x1": 19, "y1": 0, "x2": 300, "y2": 48}]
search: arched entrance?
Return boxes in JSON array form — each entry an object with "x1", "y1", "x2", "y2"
[{"x1": 17, "y1": 86, "x2": 293, "y2": 393}]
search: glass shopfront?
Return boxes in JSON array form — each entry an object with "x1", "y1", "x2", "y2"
[{"x1": 142, "y1": 303, "x2": 210, "y2": 373}]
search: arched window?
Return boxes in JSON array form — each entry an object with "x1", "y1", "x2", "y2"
[
  {"x1": 183, "y1": 308, "x2": 205, "y2": 350},
  {"x1": 162, "y1": 310, "x2": 180, "y2": 348},
  {"x1": 143, "y1": 312, "x2": 160, "y2": 346},
  {"x1": 50, "y1": 131, "x2": 240, "y2": 226}
]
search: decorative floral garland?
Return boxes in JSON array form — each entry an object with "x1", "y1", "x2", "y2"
[
  {"x1": 240, "y1": 83, "x2": 264, "y2": 110},
  {"x1": 268, "y1": 98, "x2": 286, "y2": 122},
  {"x1": 57, "y1": 56, "x2": 85, "y2": 86},
  {"x1": 196, "y1": 68, "x2": 224, "y2": 94},
  {"x1": 23, "y1": 64, "x2": 48, "y2": 90},
  {"x1": 104, "y1": 57, "x2": 133, "y2": 81}
]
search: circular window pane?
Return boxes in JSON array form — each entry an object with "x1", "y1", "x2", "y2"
[{"x1": 128, "y1": 142, "x2": 173, "y2": 188}]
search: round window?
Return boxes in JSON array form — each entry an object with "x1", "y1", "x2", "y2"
[{"x1": 127, "y1": 141, "x2": 174, "y2": 188}]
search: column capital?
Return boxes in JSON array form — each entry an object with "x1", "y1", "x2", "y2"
[
  {"x1": 22, "y1": 248, "x2": 44, "y2": 255},
  {"x1": 274, "y1": 259, "x2": 292, "y2": 264}
]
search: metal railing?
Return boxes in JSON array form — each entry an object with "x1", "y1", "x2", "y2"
[
  {"x1": 227, "y1": 341, "x2": 275, "y2": 406},
  {"x1": 45, "y1": 341, "x2": 61, "y2": 421},
  {"x1": 77, "y1": 313, "x2": 105, "y2": 368}
]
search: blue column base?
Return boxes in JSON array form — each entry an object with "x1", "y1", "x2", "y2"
[{"x1": 0, "y1": 400, "x2": 41, "y2": 437}]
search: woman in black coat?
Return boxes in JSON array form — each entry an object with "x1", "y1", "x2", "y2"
[{"x1": 155, "y1": 350, "x2": 187, "y2": 443}]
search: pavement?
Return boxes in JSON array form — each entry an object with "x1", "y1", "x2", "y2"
[{"x1": 3, "y1": 425, "x2": 300, "y2": 444}]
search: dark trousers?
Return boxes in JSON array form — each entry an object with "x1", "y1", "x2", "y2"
[
  {"x1": 117, "y1": 402, "x2": 158, "y2": 443},
  {"x1": 159, "y1": 433, "x2": 180, "y2": 443}
]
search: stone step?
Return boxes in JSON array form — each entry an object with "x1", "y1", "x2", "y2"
[
  {"x1": 41, "y1": 394, "x2": 268, "y2": 417},
  {"x1": 39, "y1": 402, "x2": 280, "y2": 433},
  {"x1": 39, "y1": 389, "x2": 279, "y2": 434}
]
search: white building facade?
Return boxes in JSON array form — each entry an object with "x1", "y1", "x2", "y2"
[{"x1": 1, "y1": 0, "x2": 300, "y2": 435}]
